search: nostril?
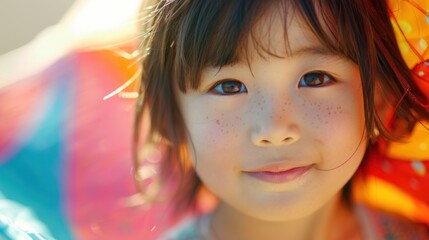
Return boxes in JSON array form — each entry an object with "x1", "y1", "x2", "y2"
[
  {"x1": 252, "y1": 126, "x2": 300, "y2": 147},
  {"x1": 260, "y1": 138, "x2": 293, "y2": 145}
]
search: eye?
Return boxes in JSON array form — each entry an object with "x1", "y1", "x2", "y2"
[
  {"x1": 298, "y1": 72, "x2": 336, "y2": 87},
  {"x1": 209, "y1": 80, "x2": 248, "y2": 95}
]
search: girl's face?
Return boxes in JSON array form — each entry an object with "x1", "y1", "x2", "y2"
[{"x1": 176, "y1": 9, "x2": 367, "y2": 221}]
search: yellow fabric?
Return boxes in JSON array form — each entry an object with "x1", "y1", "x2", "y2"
[
  {"x1": 389, "y1": 0, "x2": 429, "y2": 68},
  {"x1": 353, "y1": 176, "x2": 429, "y2": 224},
  {"x1": 387, "y1": 122, "x2": 429, "y2": 160}
]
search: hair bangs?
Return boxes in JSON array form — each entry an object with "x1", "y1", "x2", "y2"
[
  {"x1": 172, "y1": 0, "x2": 372, "y2": 93},
  {"x1": 173, "y1": 0, "x2": 286, "y2": 92}
]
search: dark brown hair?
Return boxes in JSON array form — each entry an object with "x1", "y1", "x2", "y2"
[{"x1": 134, "y1": 0, "x2": 429, "y2": 214}]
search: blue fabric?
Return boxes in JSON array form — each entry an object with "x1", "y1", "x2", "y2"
[{"x1": 0, "y1": 57, "x2": 75, "y2": 240}]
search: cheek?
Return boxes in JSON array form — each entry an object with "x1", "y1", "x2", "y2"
[
  {"x1": 185, "y1": 112, "x2": 246, "y2": 162},
  {"x1": 302, "y1": 90, "x2": 365, "y2": 137},
  {"x1": 207, "y1": 115, "x2": 243, "y2": 141},
  {"x1": 301, "y1": 101, "x2": 346, "y2": 126},
  {"x1": 177, "y1": 92, "x2": 250, "y2": 171},
  {"x1": 184, "y1": 113, "x2": 247, "y2": 184},
  {"x1": 303, "y1": 92, "x2": 367, "y2": 169}
]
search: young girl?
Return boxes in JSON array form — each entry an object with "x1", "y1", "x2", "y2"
[{"x1": 134, "y1": 0, "x2": 429, "y2": 239}]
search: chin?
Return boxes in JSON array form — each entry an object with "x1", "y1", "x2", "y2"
[{"x1": 237, "y1": 194, "x2": 329, "y2": 222}]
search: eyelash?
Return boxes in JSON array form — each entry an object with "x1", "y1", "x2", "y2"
[{"x1": 208, "y1": 72, "x2": 336, "y2": 95}]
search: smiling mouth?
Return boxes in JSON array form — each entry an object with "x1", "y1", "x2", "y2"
[{"x1": 244, "y1": 165, "x2": 313, "y2": 184}]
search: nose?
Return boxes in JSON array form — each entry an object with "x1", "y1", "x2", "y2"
[{"x1": 250, "y1": 98, "x2": 301, "y2": 147}]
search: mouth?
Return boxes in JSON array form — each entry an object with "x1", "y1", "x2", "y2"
[{"x1": 243, "y1": 164, "x2": 314, "y2": 184}]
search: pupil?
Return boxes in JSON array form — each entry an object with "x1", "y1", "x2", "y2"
[
  {"x1": 306, "y1": 73, "x2": 322, "y2": 85},
  {"x1": 223, "y1": 82, "x2": 240, "y2": 92}
]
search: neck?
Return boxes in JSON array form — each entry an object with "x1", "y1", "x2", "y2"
[{"x1": 209, "y1": 193, "x2": 360, "y2": 240}]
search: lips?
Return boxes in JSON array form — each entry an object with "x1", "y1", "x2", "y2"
[{"x1": 244, "y1": 164, "x2": 313, "y2": 184}]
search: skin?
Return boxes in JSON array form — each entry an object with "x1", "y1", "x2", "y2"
[{"x1": 175, "y1": 7, "x2": 367, "y2": 240}]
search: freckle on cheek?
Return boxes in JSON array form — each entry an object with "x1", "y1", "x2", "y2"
[{"x1": 216, "y1": 119, "x2": 220, "y2": 125}]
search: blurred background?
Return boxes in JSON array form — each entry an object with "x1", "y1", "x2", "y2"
[
  {"x1": 0, "y1": 0, "x2": 177, "y2": 239},
  {"x1": 0, "y1": 0, "x2": 74, "y2": 55}
]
